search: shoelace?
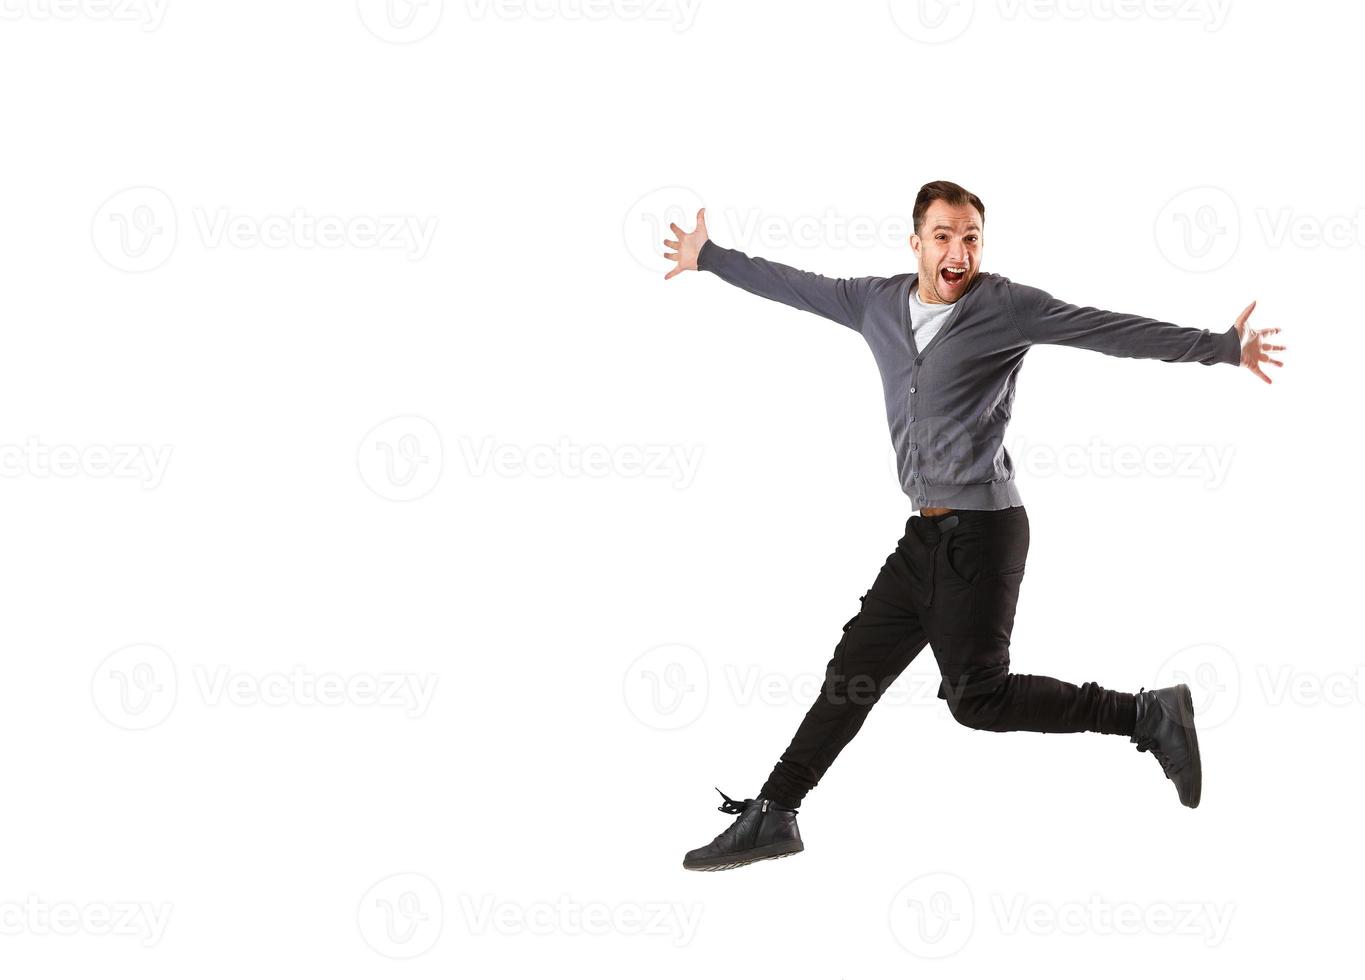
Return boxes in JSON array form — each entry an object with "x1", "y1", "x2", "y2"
[
  {"x1": 1132, "y1": 687, "x2": 1176, "y2": 776},
  {"x1": 1133, "y1": 735, "x2": 1176, "y2": 776},
  {"x1": 716, "y1": 789, "x2": 752, "y2": 814},
  {"x1": 714, "y1": 788, "x2": 798, "y2": 815}
]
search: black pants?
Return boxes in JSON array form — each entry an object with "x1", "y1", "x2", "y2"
[{"x1": 758, "y1": 505, "x2": 1136, "y2": 808}]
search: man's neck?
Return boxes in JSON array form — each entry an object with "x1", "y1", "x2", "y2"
[{"x1": 916, "y1": 284, "x2": 952, "y2": 306}]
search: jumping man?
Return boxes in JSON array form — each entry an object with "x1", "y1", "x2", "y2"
[{"x1": 663, "y1": 180, "x2": 1284, "y2": 872}]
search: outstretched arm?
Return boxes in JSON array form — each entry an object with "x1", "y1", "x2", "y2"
[
  {"x1": 663, "y1": 207, "x2": 881, "y2": 332},
  {"x1": 1011, "y1": 283, "x2": 1286, "y2": 381}
]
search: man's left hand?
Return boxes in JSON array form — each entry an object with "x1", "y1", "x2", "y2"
[{"x1": 1233, "y1": 300, "x2": 1285, "y2": 384}]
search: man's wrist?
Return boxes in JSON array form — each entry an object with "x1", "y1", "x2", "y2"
[
  {"x1": 1220, "y1": 323, "x2": 1242, "y2": 366},
  {"x1": 697, "y1": 238, "x2": 719, "y2": 271}
]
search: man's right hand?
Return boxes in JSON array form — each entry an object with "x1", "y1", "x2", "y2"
[{"x1": 662, "y1": 208, "x2": 709, "y2": 281}]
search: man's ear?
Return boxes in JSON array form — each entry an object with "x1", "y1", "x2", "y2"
[{"x1": 908, "y1": 233, "x2": 920, "y2": 257}]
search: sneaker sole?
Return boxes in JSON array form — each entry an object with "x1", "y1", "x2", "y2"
[
  {"x1": 1176, "y1": 682, "x2": 1202, "y2": 808},
  {"x1": 683, "y1": 841, "x2": 804, "y2": 872}
]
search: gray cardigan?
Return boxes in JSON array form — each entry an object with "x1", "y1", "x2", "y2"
[{"x1": 698, "y1": 240, "x2": 1242, "y2": 510}]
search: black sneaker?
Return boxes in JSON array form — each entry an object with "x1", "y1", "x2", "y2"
[
  {"x1": 1130, "y1": 684, "x2": 1202, "y2": 808},
  {"x1": 682, "y1": 788, "x2": 804, "y2": 871}
]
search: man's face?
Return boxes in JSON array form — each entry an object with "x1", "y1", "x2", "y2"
[{"x1": 909, "y1": 201, "x2": 983, "y2": 304}]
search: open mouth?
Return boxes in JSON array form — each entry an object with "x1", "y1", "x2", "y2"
[{"x1": 941, "y1": 266, "x2": 967, "y2": 287}]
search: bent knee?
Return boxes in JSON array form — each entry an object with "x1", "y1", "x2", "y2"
[
  {"x1": 944, "y1": 680, "x2": 1007, "y2": 730},
  {"x1": 948, "y1": 695, "x2": 995, "y2": 729}
]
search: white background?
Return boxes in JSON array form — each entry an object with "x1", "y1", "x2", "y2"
[{"x1": 0, "y1": 0, "x2": 1356, "y2": 975}]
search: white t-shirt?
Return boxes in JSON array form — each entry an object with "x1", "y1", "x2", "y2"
[{"x1": 908, "y1": 288, "x2": 957, "y2": 351}]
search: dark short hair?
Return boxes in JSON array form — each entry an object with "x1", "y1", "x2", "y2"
[{"x1": 913, "y1": 180, "x2": 985, "y2": 237}]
